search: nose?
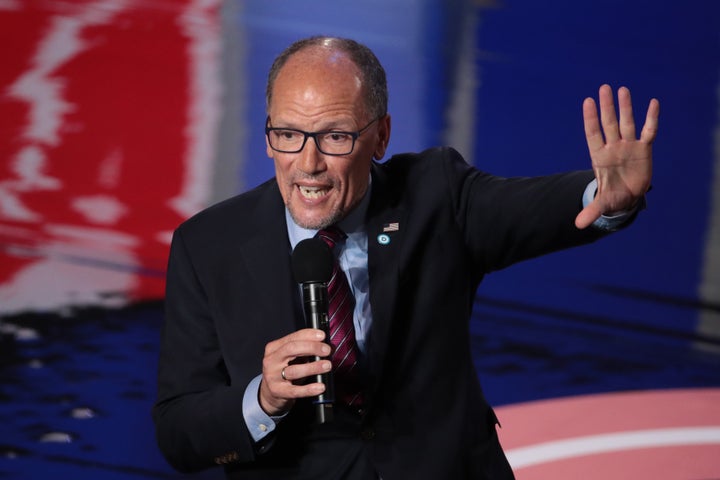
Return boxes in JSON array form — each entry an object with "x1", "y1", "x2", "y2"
[{"x1": 296, "y1": 136, "x2": 326, "y2": 175}]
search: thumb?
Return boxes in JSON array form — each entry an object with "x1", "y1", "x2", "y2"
[{"x1": 575, "y1": 200, "x2": 602, "y2": 229}]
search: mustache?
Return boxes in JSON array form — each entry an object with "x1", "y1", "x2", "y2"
[{"x1": 291, "y1": 172, "x2": 334, "y2": 184}]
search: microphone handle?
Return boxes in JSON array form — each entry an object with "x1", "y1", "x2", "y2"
[{"x1": 301, "y1": 282, "x2": 335, "y2": 423}]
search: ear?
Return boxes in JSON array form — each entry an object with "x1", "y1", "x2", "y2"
[
  {"x1": 265, "y1": 135, "x2": 274, "y2": 159},
  {"x1": 373, "y1": 114, "x2": 392, "y2": 160}
]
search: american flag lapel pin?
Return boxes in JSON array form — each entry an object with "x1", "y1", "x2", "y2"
[{"x1": 378, "y1": 222, "x2": 399, "y2": 245}]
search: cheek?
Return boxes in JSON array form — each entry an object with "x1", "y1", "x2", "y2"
[
  {"x1": 342, "y1": 162, "x2": 371, "y2": 201},
  {"x1": 273, "y1": 159, "x2": 293, "y2": 200}
]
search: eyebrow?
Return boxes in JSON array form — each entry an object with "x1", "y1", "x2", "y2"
[{"x1": 270, "y1": 118, "x2": 357, "y2": 131}]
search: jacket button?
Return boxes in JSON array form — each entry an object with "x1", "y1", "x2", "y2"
[{"x1": 360, "y1": 428, "x2": 375, "y2": 440}]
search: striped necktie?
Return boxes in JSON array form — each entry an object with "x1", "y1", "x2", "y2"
[{"x1": 316, "y1": 227, "x2": 363, "y2": 407}]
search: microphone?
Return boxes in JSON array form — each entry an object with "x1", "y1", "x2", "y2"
[{"x1": 291, "y1": 237, "x2": 335, "y2": 423}]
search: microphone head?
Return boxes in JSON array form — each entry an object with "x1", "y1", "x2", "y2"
[{"x1": 291, "y1": 238, "x2": 334, "y2": 284}]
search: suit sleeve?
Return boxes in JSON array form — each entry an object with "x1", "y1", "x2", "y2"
[
  {"x1": 440, "y1": 147, "x2": 609, "y2": 273},
  {"x1": 152, "y1": 226, "x2": 257, "y2": 472}
]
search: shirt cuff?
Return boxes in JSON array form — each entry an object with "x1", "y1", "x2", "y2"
[
  {"x1": 582, "y1": 179, "x2": 644, "y2": 231},
  {"x1": 242, "y1": 374, "x2": 286, "y2": 443}
]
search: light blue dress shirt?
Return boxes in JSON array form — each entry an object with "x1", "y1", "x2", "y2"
[
  {"x1": 242, "y1": 178, "x2": 637, "y2": 443},
  {"x1": 242, "y1": 182, "x2": 373, "y2": 443}
]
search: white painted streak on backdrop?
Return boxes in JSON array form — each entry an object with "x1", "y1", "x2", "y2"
[{"x1": 169, "y1": 0, "x2": 223, "y2": 220}]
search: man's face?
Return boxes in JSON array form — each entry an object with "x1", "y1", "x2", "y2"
[{"x1": 266, "y1": 48, "x2": 390, "y2": 229}]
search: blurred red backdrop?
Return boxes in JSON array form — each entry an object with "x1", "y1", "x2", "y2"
[{"x1": 0, "y1": 0, "x2": 221, "y2": 314}]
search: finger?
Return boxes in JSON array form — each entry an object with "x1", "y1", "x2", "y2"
[
  {"x1": 260, "y1": 357, "x2": 330, "y2": 401},
  {"x1": 639, "y1": 98, "x2": 660, "y2": 144},
  {"x1": 265, "y1": 340, "x2": 331, "y2": 372},
  {"x1": 258, "y1": 376, "x2": 326, "y2": 415},
  {"x1": 575, "y1": 200, "x2": 603, "y2": 230},
  {"x1": 282, "y1": 359, "x2": 332, "y2": 383},
  {"x1": 617, "y1": 86, "x2": 636, "y2": 139},
  {"x1": 599, "y1": 84, "x2": 620, "y2": 143},
  {"x1": 271, "y1": 366, "x2": 327, "y2": 398},
  {"x1": 583, "y1": 97, "x2": 604, "y2": 153},
  {"x1": 283, "y1": 382, "x2": 326, "y2": 399},
  {"x1": 264, "y1": 328, "x2": 325, "y2": 356}
]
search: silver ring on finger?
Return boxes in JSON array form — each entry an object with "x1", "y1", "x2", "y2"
[{"x1": 281, "y1": 367, "x2": 288, "y2": 381}]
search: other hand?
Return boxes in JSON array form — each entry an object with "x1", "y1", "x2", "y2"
[{"x1": 575, "y1": 84, "x2": 660, "y2": 229}]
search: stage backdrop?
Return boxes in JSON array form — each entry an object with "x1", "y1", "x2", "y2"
[{"x1": 1, "y1": 0, "x2": 719, "y2": 479}]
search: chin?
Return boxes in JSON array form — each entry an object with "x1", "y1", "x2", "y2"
[{"x1": 290, "y1": 208, "x2": 343, "y2": 231}]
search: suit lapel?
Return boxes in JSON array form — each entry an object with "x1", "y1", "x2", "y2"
[
  {"x1": 365, "y1": 163, "x2": 406, "y2": 387},
  {"x1": 238, "y1": 183, "x2": 303, "y2": 334}
]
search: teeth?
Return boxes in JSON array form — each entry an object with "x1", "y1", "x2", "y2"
[{"x1": 299, "y1": 186, "x2": 328, "y2": 199}]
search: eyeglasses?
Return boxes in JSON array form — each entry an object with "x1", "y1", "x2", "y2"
[{"x1": 265, "y1": 117, "x2": 380, "y2": 156}]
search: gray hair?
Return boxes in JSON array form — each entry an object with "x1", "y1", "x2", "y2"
[{"x1": 266, "y1": 36, "x2": 388, "y2": 119}]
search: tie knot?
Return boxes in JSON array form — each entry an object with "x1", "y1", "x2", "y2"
[{"x1": 316, "y1": 226, "x2": 346, "y2": 250}]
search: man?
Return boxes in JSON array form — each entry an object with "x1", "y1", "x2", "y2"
[{"x1": 153, "y1": 36, "x2": 659, "y2": 479}]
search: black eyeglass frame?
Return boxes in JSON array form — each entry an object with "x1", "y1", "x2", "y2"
[{"x1": 265, "y1": 116, "x2": 381, "y2": 156}]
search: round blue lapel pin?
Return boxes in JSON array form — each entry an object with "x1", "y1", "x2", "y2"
[{"x1": 377, "y1": 233, "x2": 391, "y2": 245}]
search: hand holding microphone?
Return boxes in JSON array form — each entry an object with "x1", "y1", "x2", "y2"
[
  {"x1": 290, "y1": 237, "x2": 336, "y2": 423},
  {"x1": 257, "y1": 238, "x2": 336, "y2": 422}
]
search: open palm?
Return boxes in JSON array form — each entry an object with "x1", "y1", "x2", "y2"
[{"x1": 575, "y1": 85, "x2": 660, "y2": 229}]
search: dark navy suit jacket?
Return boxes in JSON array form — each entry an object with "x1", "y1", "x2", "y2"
[{"x1": 153, "y1": 147, "x2": 606, "y2": 479}]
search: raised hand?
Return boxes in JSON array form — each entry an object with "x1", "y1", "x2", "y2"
[{"x1": 575, "y1": 84, "x2": 660, "y2": 229}]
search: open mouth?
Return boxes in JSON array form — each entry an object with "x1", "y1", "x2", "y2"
[{"x1": 298, "y1": 185, "x2": 330, "y2": 199}]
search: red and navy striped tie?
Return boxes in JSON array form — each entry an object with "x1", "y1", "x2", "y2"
[{"x1": 316, "y1": 227, "x2": 363, "y2": 407}]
